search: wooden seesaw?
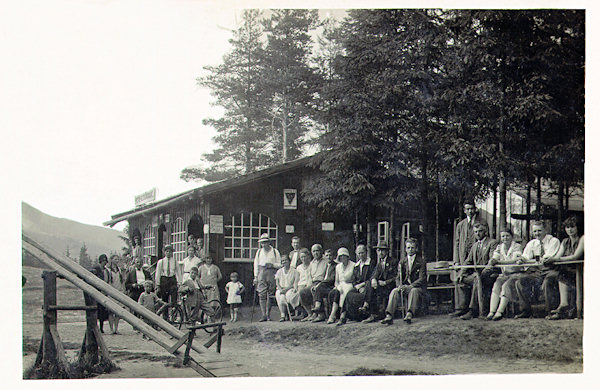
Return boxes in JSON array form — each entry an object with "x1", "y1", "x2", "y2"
[{"x1": 23, "y1": 234, "x2": 248, "y2": 378}]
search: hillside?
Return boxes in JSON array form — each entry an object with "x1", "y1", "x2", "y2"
[{"x1": 22, "y1": 202, "x2": 125, "y2": 267}]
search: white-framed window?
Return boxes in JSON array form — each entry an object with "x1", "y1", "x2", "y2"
[
  {"x1": 143, "y1": 224, "x2": 156, "y2": 264},
  {"x1": 171, "y1": 217, "x2": 187, "y2": 262},
  {"x1": 224, "y1": 212, "x2": 278, "y2": 262}
]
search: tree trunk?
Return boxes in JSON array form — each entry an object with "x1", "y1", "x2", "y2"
[
  {"x1": 526, "y1": 183, "x2": 532, "y2": 242},
  {"x1": 420, "y1": 146, "x2": 429, "y2": 260},
  {"x1": 536, "y1": 176, "x2": 543, "y2": 219},
  {"x1": 492, "y1": 187, "x2": 497, "y2": 239},
  {"x1": 557, "y1": 181, "x2": 564, "y2": 234},
  {"x1": 281, "y1": 106, "x2": 288, "y2": 163},
  {"x1": 499, "y1": 173, "x2": 507, "y2": 231},
  {"x1": 565, "y1": 183, "x2": 570, "y2": 212}
]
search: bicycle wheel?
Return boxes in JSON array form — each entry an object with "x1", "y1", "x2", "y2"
[
  {"x1": 168, "y1": 305, "x2": 184, "y2": 330},
  {"x1": 200, "y1": 299, "x2": 223, "y2": 334}
]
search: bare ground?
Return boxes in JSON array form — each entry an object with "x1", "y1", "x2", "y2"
[{"x1": 22, "y1": 266, "x2": 583, "y2": 378}]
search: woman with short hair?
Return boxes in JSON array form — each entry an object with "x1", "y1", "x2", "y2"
[
  {"x1": 546, "y1": 216, "x2": 584, "y2": 320},
  {"x1": 275, "y1": 255, "x2": 300, "y2": 321},
  {"x1": 486, "y1": 228, "x2": 523, "y2": 321}
]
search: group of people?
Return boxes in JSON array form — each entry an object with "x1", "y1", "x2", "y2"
[
  {"x1": 450, "y1": 200, "x2": 584, "y2": 321},
  {"x1": 253, "y1": 233, "x2": 427, "y2": 325},
  {"x1": 92, "y1": 201, "x2": 583, "y2": 333}
]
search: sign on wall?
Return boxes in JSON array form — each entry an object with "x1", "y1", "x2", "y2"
[
  {"x1": 283, "y1": 189, "x2": 297, "y2": 210},
  {"x1": 322, "y1": 222, "x2": 334, "y2": 231},
  {"x1": 286, "y1": 225, "x2": 295, "y2": 233},
  {"x1": 135, "y1": 188, "x2": 157, "y2": 208},
  {"x1": 209, "y1": 215, "x2": 224, "y2": 234}
]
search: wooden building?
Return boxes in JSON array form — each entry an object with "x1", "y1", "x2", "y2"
[{"x1": 104, "y1": 156, "x2": 449, "y2": 304}]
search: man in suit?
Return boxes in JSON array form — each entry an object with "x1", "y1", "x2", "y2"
[
  {"x1": 361, "y1": 242, "x2": 399, "y2": 323},
  {"x1": 289, "y1": 236, "x2": 302, "y2": 269},
  {"x1": 452, "y1": 222, "x2": 499, "y2": 320},
  {"x1": 453, "y1": 200, "x2": 487, "y2": 266},
  {"x1": 340, "y1": 244, "x2": 377, "y2": 323},
  {"x1": 125, "y1": 257, "x2": 152, "y2": 302},
  {"x1": 381, "y1": 238, "x2": 427, "y2": 325}
]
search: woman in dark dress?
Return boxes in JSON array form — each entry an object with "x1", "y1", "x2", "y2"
[
  {"x1": 90, "y1": 254, "x2": 110, "y2": 333},
  {"x1": 546, "y1": 216, "x2": 584, "y2": 320}
]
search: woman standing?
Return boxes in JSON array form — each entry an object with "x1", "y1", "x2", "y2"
[
  {"x1": 108, "y1": 255, "x2": 126, "y2": 334},
  {"x1": 253, "y1": 233, "x2": 282, "y2": 322},
  {"x1": 546, "y1": 216, "x2": 584, "y2": 320},
  {"x1": 486, "y1": 228, "x2": 523, "y2": 321},
  {"x1": 178, "y1": 245, "x2": 202, "y2": 283},
  {"x1": 199, "y1": 255, "x2": 223, "y2": 302},
  {"x1": 327, "y1": 248, "x2": 356, "y2": 324},
  {"x1": 92, "y1": 254, "x2": 110, "y2": 333}
]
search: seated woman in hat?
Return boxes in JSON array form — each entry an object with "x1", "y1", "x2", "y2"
[
  {"x1": 253, "y1": 233, "x2": 282, "y2": 321},
  {"x1": 327, "y1": 248, "x2": 356, "y2": 324}
]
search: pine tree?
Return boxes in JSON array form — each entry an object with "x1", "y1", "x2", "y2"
[
  {"x1": 78, "y1": 243, "x2": 91, "y2": 269},
  {"x1": 182, "y1": 9, "x2": 273, "y2": 182},
  {"x1": 261, "y1": 9, "x2": 322, "y2": 162}
]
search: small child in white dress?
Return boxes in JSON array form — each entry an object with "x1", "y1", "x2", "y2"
[{"x1": 225, "y1": 272, "x2": 245, "y2": 322}]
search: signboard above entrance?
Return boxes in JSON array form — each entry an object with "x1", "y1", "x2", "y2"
[
  {"x1": 135, "y1": 188, "x2": 157, "y2": 208},
  {"x1": 209, "y1": 215, "x2": 224, "y2": 234}
]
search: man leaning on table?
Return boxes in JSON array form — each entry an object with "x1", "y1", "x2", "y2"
[{"x1": 513, "y1": 221, "x2": 561, "y2": 318}]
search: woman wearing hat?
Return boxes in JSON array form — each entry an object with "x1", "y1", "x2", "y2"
[
  {"x1": 253, "y1": 233, "x2": 282, "y2": 321},
  {"x1": 327, "y1": 247, "x2": 356, "y2": 325}
]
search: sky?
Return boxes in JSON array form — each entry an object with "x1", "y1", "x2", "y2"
[{"x1": 0, "y1": 0, "x2": 349, "y2": 229}]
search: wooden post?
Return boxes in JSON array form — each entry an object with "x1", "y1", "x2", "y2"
[
  {"x1": 31, "y1": 271, "x2": 74, "y2": 378},
  {"x1": 526, "y1": 184, "x2": 532, "y2": 242},
  {"x1": 492, "y1": 187, "x2": 497, "y2": 239}
]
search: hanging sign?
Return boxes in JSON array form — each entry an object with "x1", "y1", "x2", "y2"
[
  {"x1": 135, "y1": 188, "x2": 157, "y2": 208},
  {"x1": 209, "y1": 215, "x2": 224, "y2": 234},
  {"x1": 322, "y1": 222, "x2": 335, "y2": 231},
  {"x1": 283, "y1": 189, "x2": 297, "y2": 210}
]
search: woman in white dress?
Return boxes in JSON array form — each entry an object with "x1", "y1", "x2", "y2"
[
  {"x1": 178, "y1": 245, "x2": 202, "y2": 283},
  {"x1": 486, "y1": 228, "x2": 523, "y2": 320},
  {"x1": 327, "y1": 248, "x2": 356, "y2": 324},
  {"x1": 275, "y1": 255, "x2": 300, "y2": 321}
]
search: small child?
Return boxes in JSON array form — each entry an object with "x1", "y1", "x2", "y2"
[
  {"x1": 137, "y1": 280, "x2": 165, "y2": 336},
  {"x1": 225, "y1": 272, "x2": 245, "y2": 322}
]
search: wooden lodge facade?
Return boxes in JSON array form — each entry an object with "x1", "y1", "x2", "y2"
[{"x1": 104, "y1": 156, "x2": 451, "y2": 304}]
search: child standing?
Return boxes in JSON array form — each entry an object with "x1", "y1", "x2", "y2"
[
  {"x1": 138, "y1": 280, "x2": 164, "y2": 311},
  {"x1": 138, "y1": 280, "x2": 165, "y2": 337},
  {"x1": 225, "y1": 272, "x2": 245, "y2": 322}
]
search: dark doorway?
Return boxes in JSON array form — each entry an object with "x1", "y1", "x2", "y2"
[
  {"x1": 157, "y1": 224, "x2": 167, "y2": 259},
  {"x1": 188, "y1": 215, "x2": 204, "y2": 238}
]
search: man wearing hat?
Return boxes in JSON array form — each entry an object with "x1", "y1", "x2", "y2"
[
  {"x1": 253, "y1": 233, "x2": 282, "y2": 321},
  {"x1": 155, "y1": 244, "x2": 178, "y2": 318},
  {"x1": 360, "y1": 241, "x2": 399, "y2": 323}
]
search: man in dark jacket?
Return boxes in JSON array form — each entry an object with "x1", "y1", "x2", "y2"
[
  {"x1": 125, "y1": 257, "x2": 152, "y2": 302},
  {"x1": 361, "y1": 242, "x2": 399, "y2": 322},
  {"x1": 381, "y1": 238, "x2": 427, "y2": 325}
]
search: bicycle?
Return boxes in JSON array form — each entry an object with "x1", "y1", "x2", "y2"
[{"x1": 158, "y1": 285, "x2": 223, "y2": 334}]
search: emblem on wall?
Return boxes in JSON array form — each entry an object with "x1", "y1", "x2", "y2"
[{"x1": 283, "y1": 189, "x2": 297, "y2": 210}]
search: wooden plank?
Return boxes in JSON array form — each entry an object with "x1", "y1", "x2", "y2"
[
  {"x1": 203, "y1": 333, "x2": 218, "y2": 349},
  {"x1": 168, "y1": 332, "x2": 191, "y2": 354},
  {"x1": 47, "y1": 305, "x2": 97, "y2": 311},
  {"x1": 91, "y1": 324, "x2": 111, "y2": 359},
  {"x1": 23, "y1": 235, "x2": 240, "y2": 377},
  {"x1": 48, "y1": 324, "x2": 74, "y2": 377}
]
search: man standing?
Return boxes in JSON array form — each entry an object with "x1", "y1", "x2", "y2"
[
  {"x1": 155, "y1": 245, "x2": 178, "y2": 317},
  {"x1": 381, "y1": 238, "x2": 427, "y2": 325},
  {"x1": 361, "y1": 242, "x2": 398, "y2": 323},
  {"x1": 514, "y1": 221, "x2": 561, "y2": 318},
  {"x1": 289, "y1": 236, "x2": 302, "y2": 269},
  {"x1": 452, "y1": 222, "x2": 499, "y2": 319},
  {"x1": 299, "y1": 244, "x2": 328, "y2": 322},
  {"x1": 253, "y1": 233, "x2": 282, "y2": 321},
  {"x1": 125, "y1": 257, "x2": 151, "y2": 302},
  {"x1": 453, "y1": 200, "x2": 486, "y2": 266}
]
